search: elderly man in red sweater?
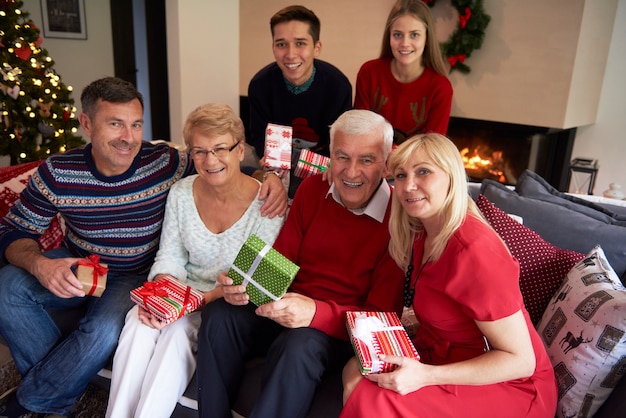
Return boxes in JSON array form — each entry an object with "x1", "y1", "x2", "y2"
[{"x1": 196, "y1": 109, "x2": 404, "y2": 418}]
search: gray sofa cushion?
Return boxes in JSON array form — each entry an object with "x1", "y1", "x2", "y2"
[
  {"x1": 480, "y1": 179, "x2": 626, "y2": 279},
  {"x1": 515, "y1": 170, "x2": 626, "y2": 224}
]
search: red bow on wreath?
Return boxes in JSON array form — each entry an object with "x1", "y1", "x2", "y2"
[
  {"x1": 448, "y1": 54, "x2": 466, "y2": 67},
  {"x1": 459, "y1": 7, "x2": 472, "y2": 29}
]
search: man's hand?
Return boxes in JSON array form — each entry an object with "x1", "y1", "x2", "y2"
[
  {"x1": 5, "y1": 238, "x2": 83, "y2": 298},
  {"x1": 217, "y1": 272, "x2": 250, "y2": 305},
  {"x1": 32, "y1": 256, "x2": 85, "y2": 298},
  {"x1": 258, "y1": 171, "x2": 288, "y2": 218},
  {"x1": 255, "y1": 292, "x2": 316, "y2": 328}
]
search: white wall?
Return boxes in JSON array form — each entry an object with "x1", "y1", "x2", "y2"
[
  {"x1": 166, "y1": 0, "x2": 239, "y2": 145},
  {"x1": 571, "y1": 0, "x2": 626, "y2": 196}
]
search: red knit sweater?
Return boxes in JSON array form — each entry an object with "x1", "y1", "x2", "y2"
[
  {"x1": 273, "y1": 176, "x2": 404, "y2": 340},
  {"x1": 354, "y1": 58, "x2": 453, "y2": 140}
]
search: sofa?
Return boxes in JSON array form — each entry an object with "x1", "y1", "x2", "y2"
[{"x1": 0, "y1": 162, "x2": 624, "y2": 418}]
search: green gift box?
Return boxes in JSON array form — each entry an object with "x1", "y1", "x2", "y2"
[{"x1": 227, "y1": 234, "x2": 299, "y2": 306}]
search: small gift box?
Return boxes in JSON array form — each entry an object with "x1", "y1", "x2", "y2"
[
  {"x1": 294, "y1": 149, "x2": 330, "y2": 179},
  {"x1": 76, "y1": 255, "x2": 108, "y2": 297},
  {"x1": 346, "y1": 311, "x2": 420, "y2": 375},
  {"x1": 130, "y1": 275, "x2": 204, "y2": 324},
  {"x1": 227, "y1": 234, "x2": 299, "y2": 306},
  {"x1": 263, "y1": 123, "x2": 293, "y2": 170}
]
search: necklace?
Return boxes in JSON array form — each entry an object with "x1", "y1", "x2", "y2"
[{"x1": 403, "y1": 249, "x2": 431, "y2": 308}]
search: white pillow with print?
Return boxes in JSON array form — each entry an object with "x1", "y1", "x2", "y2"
[{"x1": 537, "y1": 245, "x2": 626, "y2": 418}]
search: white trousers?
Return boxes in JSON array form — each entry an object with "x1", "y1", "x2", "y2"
[{"x1": 105, "y1": 305, "x2": 200, "y2": 418}]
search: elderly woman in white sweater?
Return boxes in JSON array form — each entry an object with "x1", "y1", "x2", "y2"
[{"x1": 106, "y1": 103, "x2": 284, "y2": 418}]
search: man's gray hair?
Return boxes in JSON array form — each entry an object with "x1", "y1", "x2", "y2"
[{"x1": 329, "y1": 110, "x2": 394, "y2": 160}]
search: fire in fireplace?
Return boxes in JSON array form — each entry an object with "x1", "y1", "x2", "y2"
[
  {"x1": 460, "y1": 146, "x2": 507, "y2": 184},
  {"x1": 446, "y1": 117, "x2": 576, "y2": 191}
]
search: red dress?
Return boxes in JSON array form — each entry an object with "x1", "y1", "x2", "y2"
[{"x1": 341, "y1": 215, "x2": 557, "y2": 418}]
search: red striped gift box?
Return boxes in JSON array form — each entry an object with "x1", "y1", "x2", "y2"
[
  {"x1": 294, "y1": 149, "x2": 330, "y2": 179},
  {"x1": 346, "y1": 311, "x2": 420, "y2": 375},
  {"x1": 130, "y1": 275, "x2": 204, "y2": 324},
  {"x1": 263, "y1": 123, "x2": 293, "y2": 170}
]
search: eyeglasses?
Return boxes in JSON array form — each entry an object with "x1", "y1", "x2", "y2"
[{"x1": 189, "y1": 141, "x2": 241, "y2": 160}]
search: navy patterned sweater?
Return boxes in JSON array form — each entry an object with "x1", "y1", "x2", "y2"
[{"x1": 0, "y1": 142, "x2": 193, "y2": 275}]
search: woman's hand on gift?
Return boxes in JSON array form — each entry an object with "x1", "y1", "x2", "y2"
[
  {"x1": 365, "y1": 354, "x2": 428, "y2": 395},
  {"x1": 138, "y1": 306, "x2": 168, "y2": 330},
  {"x1": 217, "y1": 272, "x2": 250, "y2": 305},
  {"x1": 255, "y1": 292, "x2": 315, "y2": 328}
]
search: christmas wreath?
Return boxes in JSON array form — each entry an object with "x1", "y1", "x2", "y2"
[{"x1": 423, "y1": 0, "x2": 491, "y2": 74}]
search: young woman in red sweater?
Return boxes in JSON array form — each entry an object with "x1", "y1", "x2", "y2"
[{"x1": 354, "y1": 0, "x2": 453, "y2": 143}]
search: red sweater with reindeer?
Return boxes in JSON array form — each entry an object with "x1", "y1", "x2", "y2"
[{"x1": 354, "y1": 58, "x2": 453, "y2": 143}]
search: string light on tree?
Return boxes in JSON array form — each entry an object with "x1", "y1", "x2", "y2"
[{"x1": 0, "y1": 0, "x2": 84, "y2": 165}]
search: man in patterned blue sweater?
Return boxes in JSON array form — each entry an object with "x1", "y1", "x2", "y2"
[{"x1": 0, "y1": 77, "x2": 287, "y2": 418}]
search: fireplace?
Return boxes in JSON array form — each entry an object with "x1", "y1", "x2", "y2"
[{"x1": 446, "y1": 117, "x2": 576, "y2": 191}]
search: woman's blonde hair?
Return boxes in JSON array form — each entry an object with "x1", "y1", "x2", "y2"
[
  {"x1": 388, "y1": 133, "x2": 487, "y2": 269},
  {"x1": 182, "y1": 103, "x2": 245, "y2": 149}
]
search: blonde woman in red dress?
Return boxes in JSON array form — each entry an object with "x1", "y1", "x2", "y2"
[{"x1": 341, "y1": 134, "x2": 557, "y2": 418}]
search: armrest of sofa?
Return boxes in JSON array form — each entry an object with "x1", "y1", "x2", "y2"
[{"x1": 0, "y1": 160, "x2": 65, "y2": 252}]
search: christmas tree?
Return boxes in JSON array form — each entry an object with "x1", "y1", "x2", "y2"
[{"x1": 0, "y1": 0, "x2": 84, "y2": 165}]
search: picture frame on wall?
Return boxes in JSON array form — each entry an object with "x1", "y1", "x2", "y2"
[{"x1": 40, "y1": 0, "x2": 87, "y2": 40}]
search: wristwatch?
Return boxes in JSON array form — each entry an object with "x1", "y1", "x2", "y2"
[{"x1": 262, "y1": 170, "x2": 281, "y2": 182}]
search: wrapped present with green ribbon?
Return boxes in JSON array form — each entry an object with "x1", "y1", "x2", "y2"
[
  {"x1": 228, "y1": 234, "x2": 299, "y2": 306},
  {"x1": 294, "y1": 149, "x2": 330, "y2": 179}
]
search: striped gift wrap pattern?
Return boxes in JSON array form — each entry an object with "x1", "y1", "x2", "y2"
[
  {"x1": 130, "y1": 275, "x2": 204, "y2": 324},
  {"x1": 346, "y1": 311, "x2": 420, "y2": 375},
  {"x1": 294, "y1": 149, "x2": 330, "y2": 179}
]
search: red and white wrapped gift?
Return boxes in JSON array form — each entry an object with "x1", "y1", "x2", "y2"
[
  {"x1": 130, "y1": 275, "x2": 204, "y2": 324},
  {"x1": 293, "y1": 149, "x2": 330, "y2": 179},
  {"x1": 346, "y1": 311, "x2": 420, "y2": 375},
  {"x1": 76, "y1": 255, "x2": 108, "y2": 297},
  {"x1": 263, "y1": 123, "x2": 292, "y2": 171}
]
